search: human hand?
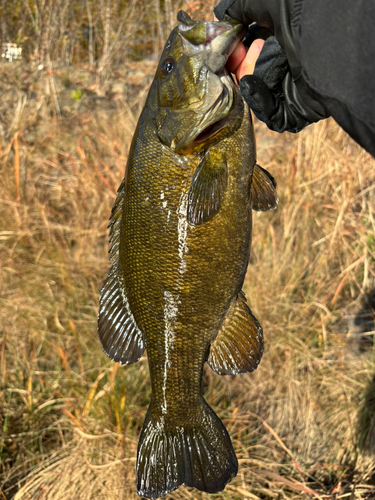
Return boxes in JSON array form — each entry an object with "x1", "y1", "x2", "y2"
[
  {"x1": 227, "y1": 38, "x2": 265, "y2": 82},
  {"x1": 216, "y1": 0, "x2": 330, "y2": 133}
]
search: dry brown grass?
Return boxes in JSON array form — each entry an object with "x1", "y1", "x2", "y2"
[{"x1": 1, "y1": 57, "x2": 375, "y2": 500}]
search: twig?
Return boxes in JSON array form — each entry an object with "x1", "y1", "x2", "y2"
[
  {"x1": 331, "y1": 274, "x2": 348, "y2": 305},
  {"x1": 262, "y1": 420, "x2": 305, "y2": 474},
  {"x1": 256, "y1": 469, "x2": 327, "y2": 498},
  {"x1": 13, "y1": 132, "x2": 20, "y2": 204},
  {"x1": 74, "y1": 427, "x2": 119, "y2": 441},
  {"x1": 61, "y1": 408, "x2": 82, "y2": 429}
]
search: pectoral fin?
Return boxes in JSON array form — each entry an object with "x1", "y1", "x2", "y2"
[
  {"x1": 187, "y1": 154, "x2": 227, "y2": 225},
  {"x1": 251, "y1": 164, "x2": 278, "y2": 211},
  {"x1": 208, "y1": 291, "x2": 263, "y2": 375}
]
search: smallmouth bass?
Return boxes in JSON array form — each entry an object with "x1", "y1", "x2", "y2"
[{"x1": 98, "y1": 11, "x2": 278, "y2": 499}]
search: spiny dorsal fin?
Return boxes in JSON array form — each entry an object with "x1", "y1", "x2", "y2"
[
  {"x1": 251, "y1": 164, "x2": 278, "y2": 211},
  {"x1": 187, "y1": 154, "x2": 227, "y2": 225},
  {"x1": 208, "y1": 291, "x2": 263, "y2": 375},
  {"x1": 98, "y1": 179, "x2": 145, "y2": 365}
]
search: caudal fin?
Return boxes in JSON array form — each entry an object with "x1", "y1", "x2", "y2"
[{"x1": 136, "y1": 400, "x2": 238, "y2": 499}]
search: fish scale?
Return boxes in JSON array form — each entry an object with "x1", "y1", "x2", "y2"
[{"x1": 98, "y1": 10, "x2": 278, "y2": 499}]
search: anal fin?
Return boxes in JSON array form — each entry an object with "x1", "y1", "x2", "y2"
[
  {"x1": 98, "y1": 263, "x2": 145, "y2": 365},
  {"x1": 208, "y1": 291, "x2": 263, "y2": 375},
  {"x1": 251, "y1": 164, "x2": 278, "y2": 211}
]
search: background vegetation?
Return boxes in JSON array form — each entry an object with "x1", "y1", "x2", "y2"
[
  {"x1": 1, "y1": 1, "x2": 375, "y2": 499},
  {"x1": 0, "y1": 0, "x2": 212, "y2": 69}
]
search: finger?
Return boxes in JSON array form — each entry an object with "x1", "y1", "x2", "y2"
[
  {"x1": 227, "y1": 41, "x2": 246, "y2": 74},
  {"x1": 236, "y1": 38, "x2": 265, "y2": 81}
]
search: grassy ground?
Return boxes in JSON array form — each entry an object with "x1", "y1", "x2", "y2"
[{"x1": 0, "y1": 60, "x2": 375, "y2": 500}]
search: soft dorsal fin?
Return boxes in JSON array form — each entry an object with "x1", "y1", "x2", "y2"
[
  {"x1": 251, "y1": 164, "x2": 278, "y2": 211},
  {"x1": 98, "y1": 179, "x2": 145, "y2": 364},
  {"x1": 208, "y1": 291, "x2": 263, "y2": 375},
  {"x1": 187, "y1": 153, "x2": 227, "y2": 225}
]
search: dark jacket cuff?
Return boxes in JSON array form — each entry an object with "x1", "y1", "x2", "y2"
[{"x1": 214, "y1": 0, "x2": 242, "y2": 22}]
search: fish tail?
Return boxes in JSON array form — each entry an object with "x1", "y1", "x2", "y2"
[{"x1": 136, "y1": 399, "x2": 238, "y2": 499}]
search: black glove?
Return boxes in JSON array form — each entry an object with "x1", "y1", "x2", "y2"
[
  {"x1": 214, "y1": 0, "x2": 330, "y2": 133},
  {"x1": 241, "y1": 34, "x2": 328, "y2": 133}
]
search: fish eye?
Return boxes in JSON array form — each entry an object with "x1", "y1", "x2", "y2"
[{"x1": 161, "y1": 58, "x2": 174, "y2": 76}]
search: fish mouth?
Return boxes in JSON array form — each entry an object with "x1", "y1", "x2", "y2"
[
  {"x1": 175, "y1": 68, "x2": 239, "y2": 150},
  {"x1": 192, "y1": 71, "x2": 237, "y2": 144},
  {"x1": 178, "y1": 11, "x2": 245, "y2": 74}
]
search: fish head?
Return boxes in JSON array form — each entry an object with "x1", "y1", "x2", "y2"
[{"x1": 150, "y1": 11, "x2": 246, "y2": 154}]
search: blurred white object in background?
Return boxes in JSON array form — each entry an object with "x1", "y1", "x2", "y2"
[{"x1": 2, "y1": 43, "x2": 22, "y2": 62}]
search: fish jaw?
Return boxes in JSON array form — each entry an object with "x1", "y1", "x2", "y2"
[
  {"x1": 177, "y1": 11, "x2": 245, "y2": 74},
  {"x1": 172, "y1": 70, "x2": 243, "y2": 154},
  {"x1": 157, "y1": 67, "x2": 244, "y2": 154}
]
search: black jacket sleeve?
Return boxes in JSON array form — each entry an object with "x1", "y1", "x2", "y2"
[
  {"x1": 215, "y1": 0, "x2": 375, "y2": 157},
  {"x1": 293, "y1": 0, "x2": 375, "y2": 157}
]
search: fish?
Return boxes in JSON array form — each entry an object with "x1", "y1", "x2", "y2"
[{"x1": 98, "y1": 10, "x2": 278, "y2": 499}]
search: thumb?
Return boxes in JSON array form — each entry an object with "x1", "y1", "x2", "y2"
[{"x1": 236, "y1": 39, "x2": 265, "y2": 81}]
